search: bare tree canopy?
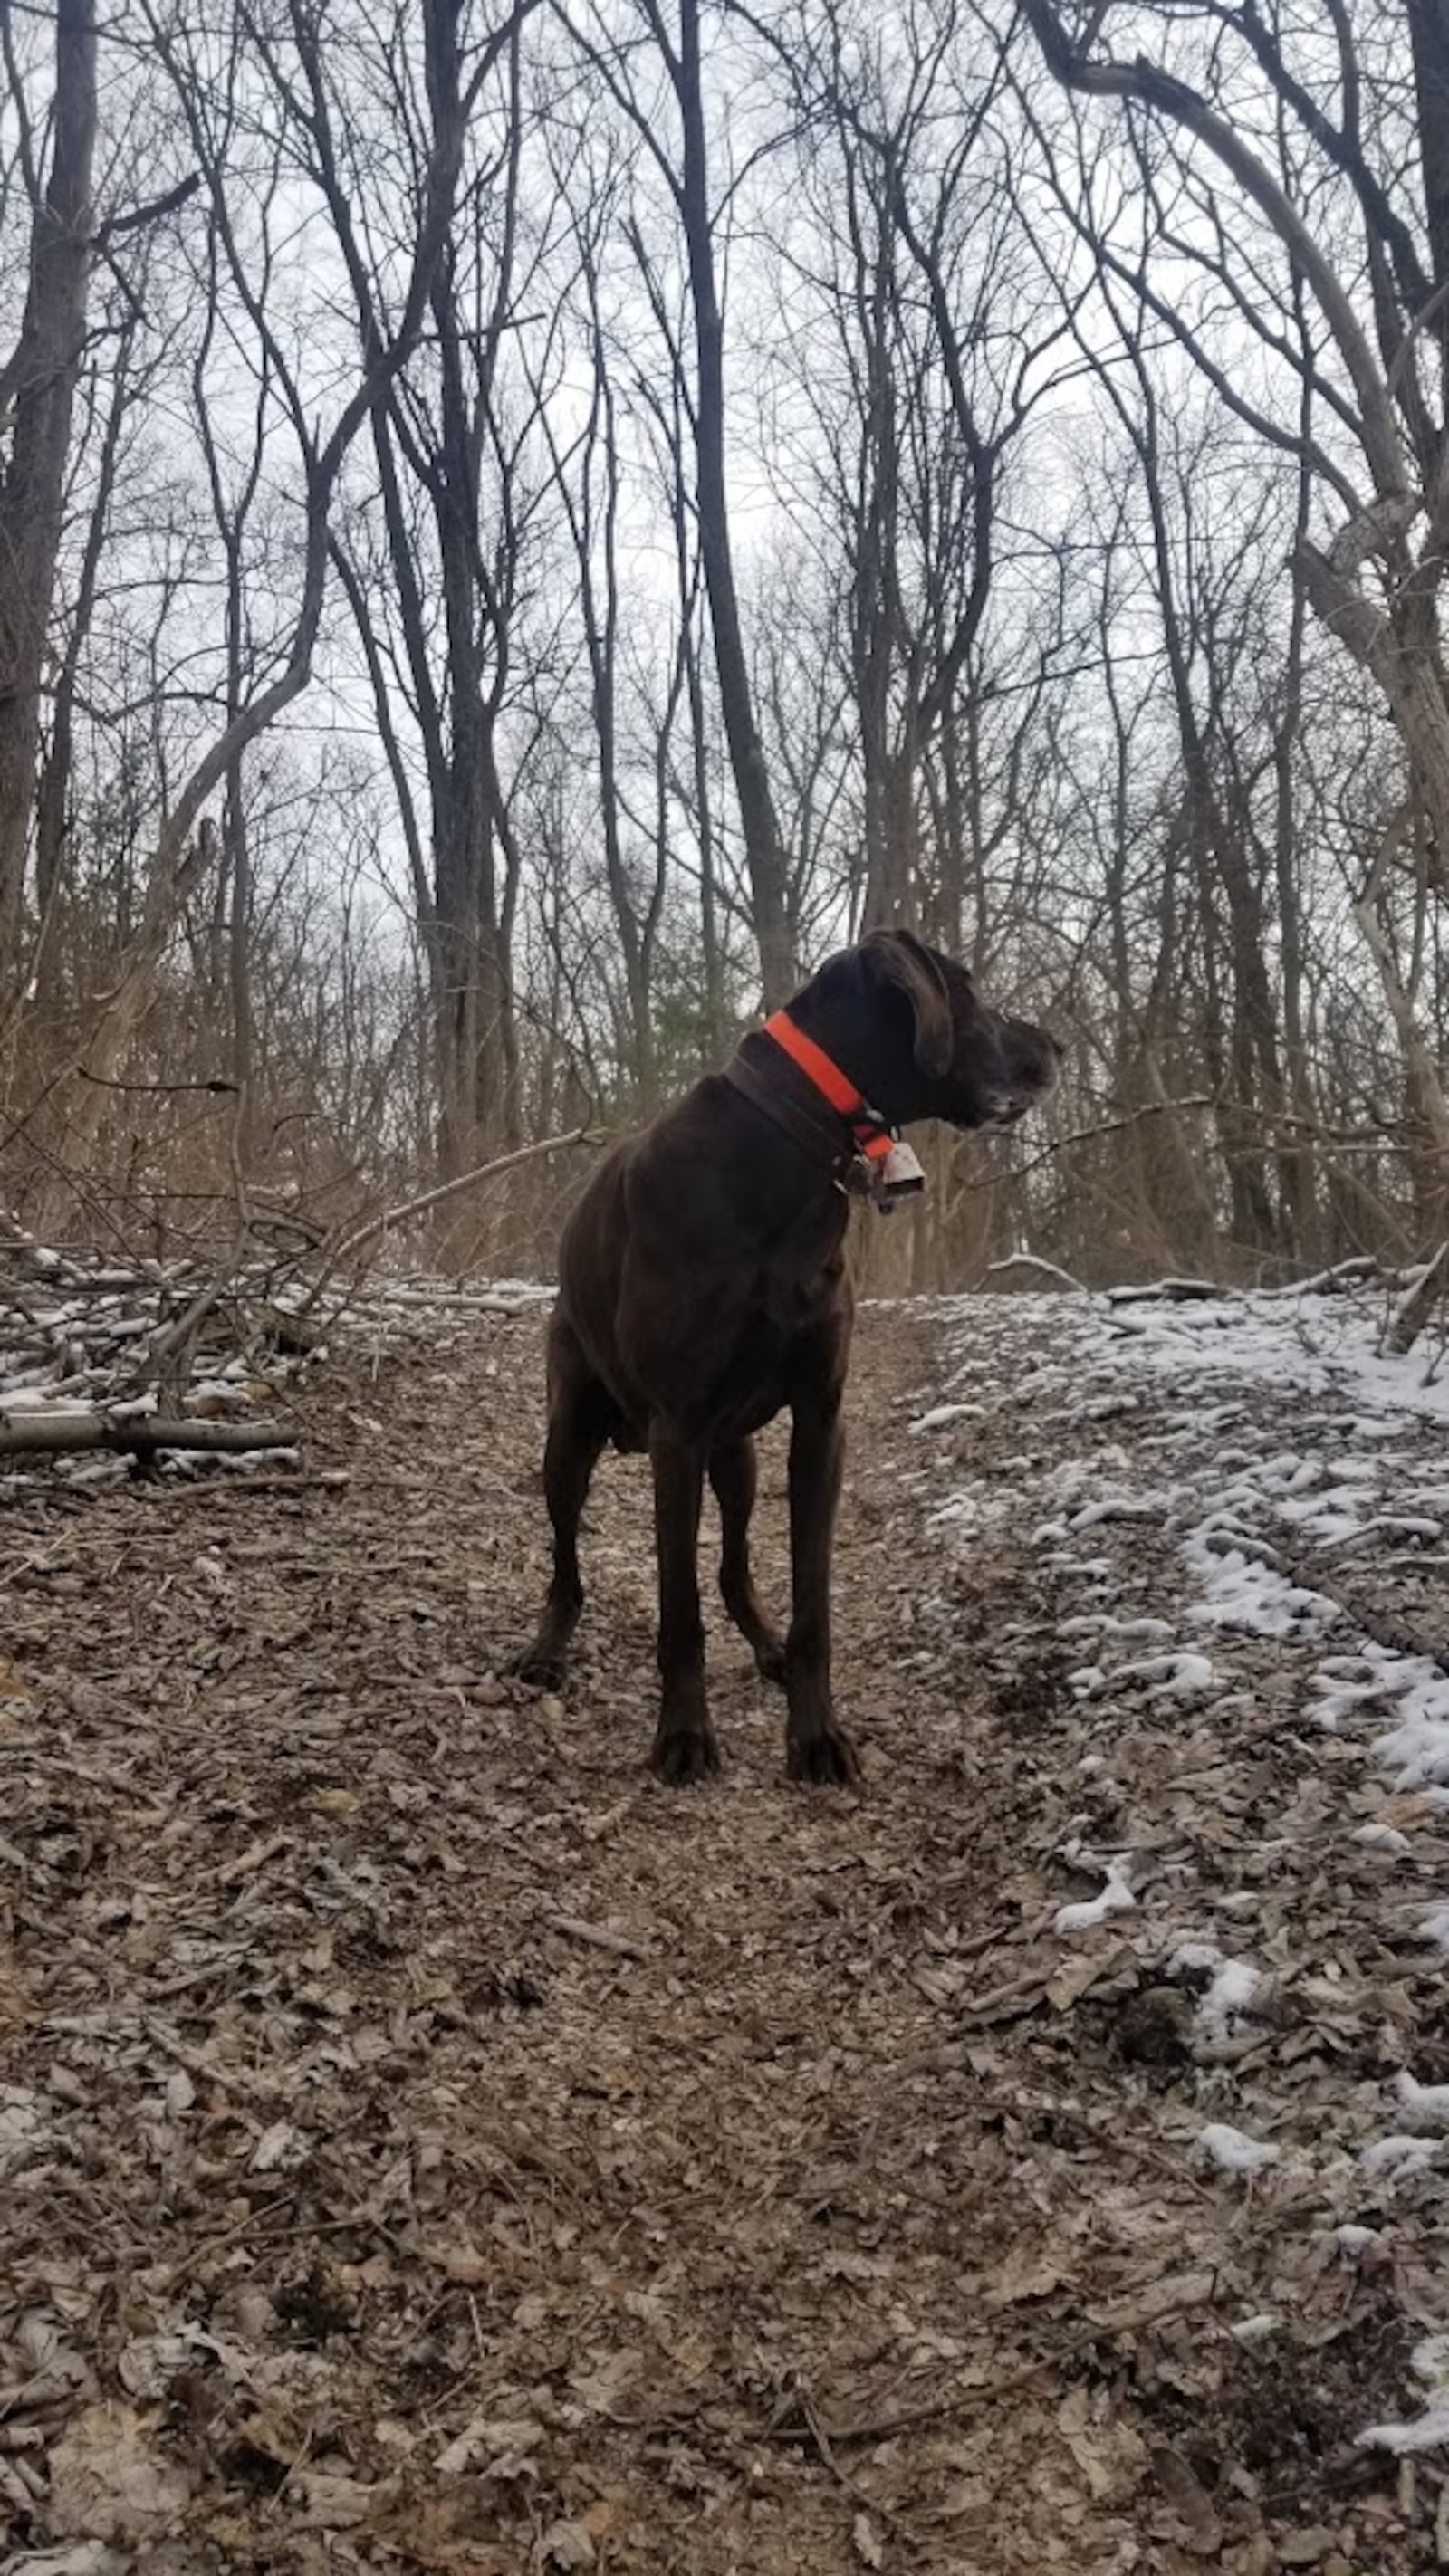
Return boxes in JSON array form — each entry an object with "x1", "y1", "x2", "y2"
[{"x1": 0, "y1": 0, "x2": 1446, "y2": 1296}]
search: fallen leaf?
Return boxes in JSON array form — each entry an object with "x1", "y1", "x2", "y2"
[
  {"x1": 1045, "y1": 1945, "x2": 1122, "y2": 2011},
  {"x1": 47, "y1": 2402, "x2": 192, "y2": 2543},
  {"x1": 1150, "y1": 2443, "x2": 1223, "y2": 2555},
  {"x1": 569, "y1": 2348, "x2": 642, "y2": 2413},
  {"x1": 294, "y1": 2469, "x2": 397, "y2": 2530},
  {"x1": 250, "y1": 2118, "x2": 304, "y2": 2172},
  {"x1": 435, "y1": 2416, "x2": 544, "y2": 2477},
  {"x1": 534, "y1": 2519, "x2": 595, "y2": 2571},
  {"x1": 433, "y1": 2242, "x2": 488, "y2": 2285}
]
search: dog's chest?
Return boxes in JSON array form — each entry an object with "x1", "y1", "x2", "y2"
[{"x1": 759, "y1": 1250, "x2": 840, "y2": 1335}]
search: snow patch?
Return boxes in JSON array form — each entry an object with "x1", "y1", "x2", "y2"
[
  {"x1": 1374, "y1": 1669, "x2": 1449, "y2": 1788},
  {"x1": 1106, "y1": 1649, "x2": 1216, "y2": 1698},
  {"x1": 1052, "y1": 1859, "x2": 1135, "y2": 1936},
  {"x1": 1193, "y1": 2122, "x2": 1279, "y2": 2176},
  {"x1": 1359, "y1": 2335, "x2": 1449, "y2": 2455},
  {"x1": 1358, "y1": 2134, "x2": 1442, "y2": 2180},
  {"x1": 1182, "y1": 1522, "x2": 1337, "y2": 1641},
  {"x1": 1195, "y1": 1957, "x2": 1262, "y2": 2036},
  {"x1": 1350, "y1": 1822, "x2": 1413, "y2": 1855},
  {"x1": 908, "y1": 1403, "x2": 980, "y2": 1434},
  {"x1": 1396, "y1": 2073, "x2": 1449, "y2": 2130}
]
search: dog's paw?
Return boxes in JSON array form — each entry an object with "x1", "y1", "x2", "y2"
[
  {"x1": 511, "y1": 1644, "x2": 565, "y2": 1690},
  {"x1": 650, "y1": 1724, "x2": 722, "y2": 1786},
  {"x1": 787, "y1": 1724, "x2": 861, "y2": 1788}
]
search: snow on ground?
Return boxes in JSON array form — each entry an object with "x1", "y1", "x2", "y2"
[{"x1": 910, "y1": 1281, "x2": 1449, "y2": 2466}]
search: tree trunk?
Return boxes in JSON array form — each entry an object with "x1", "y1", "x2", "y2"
[
  {"x1": 1271, "y1": 442, "x2": 1321, "y2": 1262},
  {"x1": 1354, "y1": 824, "x2": 1449, "y2": 1240},
  {"x1": 676, "y1": 0, "x2": 792, "y2": 1006},
  {"x1": 0, "y1": 0, "x2": 98, "y2": 991}
]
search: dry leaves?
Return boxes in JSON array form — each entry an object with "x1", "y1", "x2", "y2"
[{"x1": 0, "y1": 1282, "x2": 1444, "y2": 2570}]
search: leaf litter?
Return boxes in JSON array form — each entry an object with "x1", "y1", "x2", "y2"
[{"x1": 2, "y1": 1274, "x2": 1448, "y2": 2567}]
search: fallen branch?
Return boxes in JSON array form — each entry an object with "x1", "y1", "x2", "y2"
[
  {"x1": 1106, "y1": 1277, "x2": 1233, "y2": 1305},
  {"x1": 1383, "y1": 1240, "x2": 1449, "y2": 1357},
  {"x1": 159, "y1": 1468, "x2": 350, "y2": 1502},
  {"x1": 347, "y1": 1285, "x2": 545, "y2": 1316},
  {"x1": 1268, "y1": 1256, "x2": 1390, "y2": 1297},
  {"x1": 0, "y1": 1412, "x2": 298, "y2": 1460}
]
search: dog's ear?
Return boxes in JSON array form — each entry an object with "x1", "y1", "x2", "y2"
[{"x1": 863, "y1": 929, "x2": 954, "y2": 1077}]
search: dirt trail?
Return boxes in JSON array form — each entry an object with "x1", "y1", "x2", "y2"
[{"x1": 0, "y1": 1297, "x2": 1435, "y2": 2573}]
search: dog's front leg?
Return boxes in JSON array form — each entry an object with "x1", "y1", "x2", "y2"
[
  {"x1": 784, "y1": 1394, "x2": 861, "y2": 1786},
  {"x1": 648, "y1": 1428, "x2": 719, "y2": 1784}
]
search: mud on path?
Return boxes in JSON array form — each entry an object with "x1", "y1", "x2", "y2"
[{"x1": 1, "y1": 1293, "x2": 1443, "y2": 2573}]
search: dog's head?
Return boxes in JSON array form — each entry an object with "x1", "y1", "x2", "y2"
[{"x1": 859, "y1": 929, "x2": 1061, "y2": 1130}]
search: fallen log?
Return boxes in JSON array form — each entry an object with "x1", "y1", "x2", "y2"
[{"x1": 0, "y1": 1412, "x2": 298, "y2": 1460}]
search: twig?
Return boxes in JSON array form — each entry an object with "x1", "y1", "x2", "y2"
[
  {"x1": 293, "y1": 1126, "x2": 604, "y2": 1327},
  {"x1": 969, "y1": 1094, "x2": 1214, "y2": 1188},
  {"x1": 146, "y1": 1085, "x2": 256, "y2": 1397},
  {"x1": 770, "y1": 2274, "x2": 1222, "y2": 2449},
  {"x1": 797, "y1": 2395, "x2": 930, "y2": 2549},
  {"x1": 544, "y1": 1914, "x2": 646, "y2": 1962},
  {"x1": 163, "y1": 2195, "x2": 296, "y2": 2294},
  {"x1": 142, "y1": 2018, "x2": 288, "y2": 2104},
  {"x1": 983, "y1": 1251, "x2": 1088, "y2": 1291},
  {"x1": 76, "y1": 1069, "x2": 239, "y2": 1096},
  {"x1": 150, "y1": 1468, "x2": 350, "y2": 1501},
  {"x1": 331, "y1": 1126, "x2": 604, "y2": 1268}
]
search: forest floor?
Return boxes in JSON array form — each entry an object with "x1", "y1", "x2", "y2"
[{"x1": 5, "y1": 1279, "x2": 1449, "y2": 2574}]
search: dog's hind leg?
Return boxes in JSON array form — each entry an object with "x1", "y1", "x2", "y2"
[
  {"x1": 514, "y1": 1323, "x2": 608, "y2": 1690},
  {"x1": 709, "y1": 1439, "x2": 786, "y2": 1686}
]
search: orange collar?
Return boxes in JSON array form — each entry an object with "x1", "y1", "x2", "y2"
[{"x1": 761, "y1": 1010, "x2": 894, "y2": 1164}]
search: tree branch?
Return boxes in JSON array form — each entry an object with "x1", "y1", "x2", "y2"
[{"x1": 1017, "y1": 0, "x2": 1410, "y2": 501}]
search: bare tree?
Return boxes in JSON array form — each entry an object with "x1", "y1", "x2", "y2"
[
  {"x1": 32, "y1": 0, "x2": 491, "y2": 1207},
  {"x1": 0, "y1": 0, "x2": 98, "y2": 989},
  {"x1": 560, "y1": 0, "x2": 794, "y2": 1002},
  {"x1": 308, "y1": 1, "x2": 552, "y2": 1177},
  {"x1": 1019, "y1": 1, "x2": 1449, "y2": 1052}
]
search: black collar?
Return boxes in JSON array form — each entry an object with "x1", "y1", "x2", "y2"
[{"x1": 720, "y1": 1025, "x2": 896, "y2": 1198}]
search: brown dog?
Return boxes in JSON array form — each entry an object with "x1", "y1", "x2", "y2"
[{"x1": 516, "y1": 931, "x2": 1060, "y2": 1784}]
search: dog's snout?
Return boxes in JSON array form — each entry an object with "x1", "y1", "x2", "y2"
[{"x1": 999, "y1": 1013, "x2": 1061, "y2": 1094}]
